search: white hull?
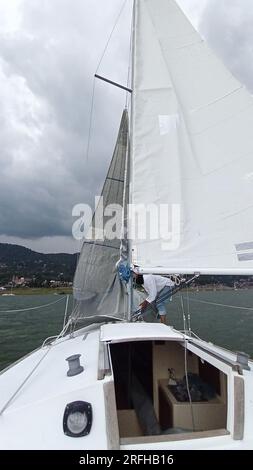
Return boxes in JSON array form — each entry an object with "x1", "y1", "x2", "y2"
[{"x1": 0, "y1": 322, "x2": 252, "y2": 450}]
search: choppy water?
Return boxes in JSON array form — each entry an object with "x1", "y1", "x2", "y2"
[
  {"x1": 0, "y1": 294, "x2": 72, "y2": 371},
  {"x1": 0, "y1": 290, "x2": 253, "y2": 371},
  {"x1": 172, "y1": 290, "x2": 253, "y2": 359}
]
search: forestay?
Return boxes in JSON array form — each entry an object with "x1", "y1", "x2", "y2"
[
  {"x1": 130, "y1": 0, "x2": 253, "y2": 275},
  {"x1": 73, "y1": 110, "x2": 129, "y2": 321}
]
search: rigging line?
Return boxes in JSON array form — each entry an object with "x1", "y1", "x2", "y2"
[
  {"x1": 125, "y1": 0, "x2": 134, "y2": 109},
  {"x1": 0, "y1": 310, "x2": 74, "y2": 415},
  {"x1": 41, "y1": 315, "x2": 72, "y2": 347},
  {"x1": 0, "y1": 296, "x2": 66, "y2": 314},
  {"x1": 68, "y1": 305, "x2": 79, "y2": 336},
  {"x1": 70, "y1": 292, "x2": 78, "y2": 322},
  {"x1": 184, "y1": 339, "x2": 196, "y2": 432},
  {"x1": 69, "y1": 302, "x2": 80, "y2": 335},
  {"x1": 0, "y1": 348, "x2": 51, "y2": 416},
  {"x1": 72, "y1": 244, "x2": 81, "y2": 315},
  {"x1": 72, "y1": 218, "x2": 84, "y2": 320},
  {"x1": 85, "y1": 77, "x2": 96, "y2": 163},
  {"x1": 63, "y1": 294, "x2": 70, "y2": 330},
  {"x1": 75, "y1": 216, "x2": 84, "y2": 269},
  {"x1": 186, "y1": 285, "x2": 192, "y2": 334},
  {"x1": 180, "y1": 295, "x2": 187, "y2": 332},
  {"x1": 58, "y1": 316, "x2": 73, "y2": 339},
  {"x1": 184, "y1": 297, "x2": 253, "y2": 311},
  {"x1": 95, "y1": 0, "x2": 129, "y2": 75},
  {"x1": 43, "y1": 298, "x2": 77, "y2": 347}
]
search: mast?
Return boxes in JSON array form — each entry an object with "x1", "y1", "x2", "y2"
[{"x1": 127, "y1": 0, "x2": 137, "y2": 321}]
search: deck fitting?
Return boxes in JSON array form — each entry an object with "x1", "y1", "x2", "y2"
[
  {"x1": 66, "y1": 354, "x2": 84, "y2": 377},
  {"x1": 236, "y1": 352, "x2": 250, "y2": 371}
]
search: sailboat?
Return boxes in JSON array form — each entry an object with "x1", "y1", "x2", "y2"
[
  {"x1": 2, "y1": 279, "x2": 16, "y2": 297},
  {"x1": 0, "y1": 0, "x2": 253, "y2": 450}
]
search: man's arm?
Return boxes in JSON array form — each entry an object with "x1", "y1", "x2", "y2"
[
  {"x1": 139, "y1": 275, "x2": 157, "y2": 311},
  {"x1": 140, "y1": 299, "x2": 149, "y2": 311}
]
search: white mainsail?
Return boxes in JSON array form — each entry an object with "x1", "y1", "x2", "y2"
[{"x1": 130, "y1": 0, "x2": 253, "y2": 275}]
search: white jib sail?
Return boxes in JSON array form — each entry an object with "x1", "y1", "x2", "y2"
[{"x1": 130, "y1": 0, "x2": 253, "y2": 275}]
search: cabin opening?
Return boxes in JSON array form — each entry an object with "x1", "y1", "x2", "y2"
[{"x1": 109, "y1": 340, "x2": 228, "y2": 442}]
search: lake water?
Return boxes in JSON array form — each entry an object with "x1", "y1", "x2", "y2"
[
  {"x1": 0, "y1": 294, "x2": 72, "y2": 371},
  {"x1": 0, "y1": 290, "x2": 253, "y2": 371}
]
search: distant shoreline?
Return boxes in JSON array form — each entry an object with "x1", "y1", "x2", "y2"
[
  {"x1": 1, "y1": 286, "x2": 253, "y2": 297},
  {"x1": 183, "y1": 286, "x2": 253, "y2": 292},
  {"x1": 0, "y1": 287, "x2": 72, "y2": 296}
]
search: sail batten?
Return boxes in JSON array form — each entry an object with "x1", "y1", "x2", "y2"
[{"x1": 130, "y1": 0, "x2": 253, "y2": 275}]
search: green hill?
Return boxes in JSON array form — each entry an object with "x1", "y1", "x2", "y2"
[{"x1": 0, "y1": 243, "x2": 77, "y2": 285}]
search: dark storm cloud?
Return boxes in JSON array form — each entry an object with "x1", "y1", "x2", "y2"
[
  {"x1": 199, "y1": 0, "x2": 253, "y2": 92},
  {"x1": 0, "y1": 0, "x2": 132, "y2": 240},
  {"x1": 1, "y1": 0, "x2": 252, "y2": 250}
]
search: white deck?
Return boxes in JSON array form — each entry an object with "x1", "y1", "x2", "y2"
[
  {"x1": 0, "y1": 328, "x2": 111, "y2": 450},
  {"x1": 0, "y1": 322, "x2": 252, "y2": 450}
]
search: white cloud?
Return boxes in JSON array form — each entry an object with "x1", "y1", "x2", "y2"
[
  {"x1": 200, "y1": 0, "x2": 253, "y2": 93},
  {"x1": 0, "y1": 0, "x2": 133, "y2": 248},
  {"x1": 0, "y1": 0, "x2": 22, "y2": 33}
]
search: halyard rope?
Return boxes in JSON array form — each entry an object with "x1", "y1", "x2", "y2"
[{"x1": 0, "y1": 296, "x2": 66, "y2": 314}]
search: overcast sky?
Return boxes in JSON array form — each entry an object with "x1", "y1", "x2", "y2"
[{"x1": 0, "y1": 0, "x2": 253, "y2": 253}]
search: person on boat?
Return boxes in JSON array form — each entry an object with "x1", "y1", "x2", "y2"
[{"x1": 134, "y1": 272, "x2": 175, "y2": 324}]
